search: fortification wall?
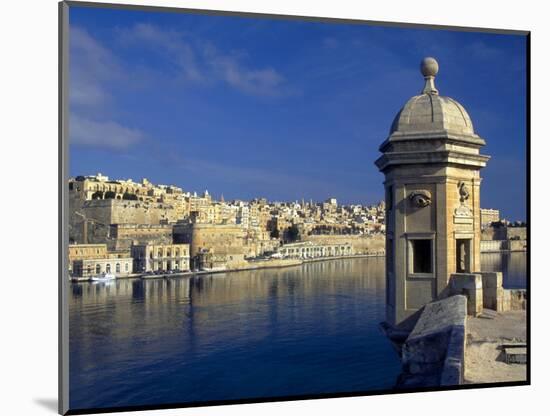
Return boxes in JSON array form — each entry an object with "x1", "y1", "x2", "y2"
[
  {"x1": 174, "y1": 223, "x2": 246, "y2": 258},
  {"x1": 480, "y1": 240, "x2": 506, "y2": 252},
  {"x1": 481, "y1": 226, "x2": 507, "y2": 241},
  {"x1": 506, "y1": 227, "x2": 527, "y2": 241},
  {"x1": 80, "y1": 199, "x2": 178, "y2": 225},
  {"x1": 191, "y1": 226, "x2": 244, "y2": 257}
]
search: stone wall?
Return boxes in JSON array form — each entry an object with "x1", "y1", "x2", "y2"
[
  {"x1": 69, "y1": 199, "x2": 179, "y2": 244},
  {"x1": 174, "y1": 223, "x2": 245, "y2": 257},
  {"x1": 397, "y1": 295, "x2": 467, "y2": 388},
  {"x1": 302, "y1": 234, "x2": 385, "y2": 254},
  {"x1": 110, "y1": 223, "x2": 174, "y2": 251},
  {"x1": 506, "y1": 227, "x2": 527, "y2": 241},
  {"x1": 480, "y1": 239, "x2": 527, "y2": 253},
  {"x1": 480, "y1": 240, "x2": 507, "y2": 252},
  {"x1": 83, "y1": 199, "x2": 178, "y2": 225},
  {"x1": 450, "y1": 271, "x2": 526, "y2": 313},
  {"x1": 481, "y1": 226, "x2": 507, "y2": 241},
  {"x1": 508, "y1": 240, "x2": 527, "y2": 252},
  {"x1": 503, "y1": 289, "x2": 527, "y2": 311}
]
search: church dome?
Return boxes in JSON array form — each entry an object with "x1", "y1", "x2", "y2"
[{"x1": 389, "y1": 57, "x2": 474, "y2": 136}]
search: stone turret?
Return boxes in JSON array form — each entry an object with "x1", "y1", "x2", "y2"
[{"x1": 376, "y1": 57, "x2": 490, "y2": 329}]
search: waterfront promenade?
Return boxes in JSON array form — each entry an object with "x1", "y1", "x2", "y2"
[{"x1": 70, "y1": 252, "x2": 386, "y2": 282}]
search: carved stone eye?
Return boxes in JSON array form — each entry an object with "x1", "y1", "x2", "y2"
[{"x1": 409, "y1": 190, "x2": 432, "y2": 208}]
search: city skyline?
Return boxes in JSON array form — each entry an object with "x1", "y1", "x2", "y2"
[
  {"x1": 71, "y1": 171, "x2": 386, "y2": 206},
  {"x1": 69, "y1": 6, "x2": 527, "y2": 220}
]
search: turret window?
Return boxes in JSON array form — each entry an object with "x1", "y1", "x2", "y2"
[{"x1": 410, "y1": 239, "x2": 432, "y2": 274}]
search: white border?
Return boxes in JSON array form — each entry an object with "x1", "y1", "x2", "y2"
[{"x1": 2, "y1": 1, "x2": 546, "y2": 415}]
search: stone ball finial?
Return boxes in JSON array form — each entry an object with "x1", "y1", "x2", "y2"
[
  {"x1": 420, "y1": 57, "x2": 439, "y2": 78},
  {"x1": 420, "y1": 57, "x2": 439, "y2": 95}
]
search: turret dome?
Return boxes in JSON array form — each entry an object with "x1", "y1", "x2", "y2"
[
  {"x1": 389, "y1": 57, "x2": 475, "y2": 137},
  {"x1": 375, "y1": 57, "x2": 489, "y2": 173}
]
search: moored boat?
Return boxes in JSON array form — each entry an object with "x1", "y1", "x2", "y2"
[{"x1": 90, "y1": 272, "x2": 116, "y2": 282}]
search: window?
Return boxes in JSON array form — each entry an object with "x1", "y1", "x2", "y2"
[
  {"x1": 96, "y1": 264, "x2": 101, "y2": 274},
  {"x1": 106, "y1": 264, "x2": 111, "y2": 273},
  {"x1": 411, "y1": 239, "x2": 432, "y2": 274},
  {"x1": 116, "y1": 263, "x2": 121, "y2": 273},
  {"x1": 456, "y1": 239, "x2": 471, "y2": 273}
]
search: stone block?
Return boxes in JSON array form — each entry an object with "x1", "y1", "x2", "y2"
[
  {"x1": 449, "y1": 273, "x2": 483, "y2": 316},
  {"x1": 480, "y1": 271, "x2": 504, "y2": 311}
]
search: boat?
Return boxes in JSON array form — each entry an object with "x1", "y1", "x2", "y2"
[{"x1": 90, "y1": 272, "x2": 116, "y2": 282}]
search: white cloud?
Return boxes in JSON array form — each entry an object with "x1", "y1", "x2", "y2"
[
  {"x1": 115, "y1": 23, "x2": 291, "y2": 97},
  {"x1": 70, "y1": 27, "x2": 144, "y2": 151},
  {"x1": 70, "y1": 114, "x2": 144, "y2": 150},
  {"x1": 70, "y1": 26, "x2": 121, "y2": 107},
  {"x1": 116, "y1": 23, "x2": 204, "y2": 83}
]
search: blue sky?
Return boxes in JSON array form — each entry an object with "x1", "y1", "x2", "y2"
[{"x1": 69, "y1": 6, "x2": 527, "y2": 220}]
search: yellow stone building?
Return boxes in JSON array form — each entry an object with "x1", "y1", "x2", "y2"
[
  {"x1": 69, "y1": 243, "x2": 134, "y2": 278},
  {"x1": 131, "y1": 243, "x2": 191, "y2": 273}
]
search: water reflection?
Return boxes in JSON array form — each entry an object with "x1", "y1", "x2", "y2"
[
  {"x1": 69, "y1": 257, "x2": 400, "y2": 410},
  {"x1": 480, "y1": 252, "x2": 527, "y2": 289}
]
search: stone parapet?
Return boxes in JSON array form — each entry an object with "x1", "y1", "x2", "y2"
[
  {"x1": 503, "y1": 289, "x2": 527, "y2": 311},
  {"x1": 480, "y1": 272, "x2": 505, "y2": 311},
  {"x1": 449, "y1": 273, "x2": 483, "y2": 316},
  {"x1": 440, "y1": 324, "x2": 466, "y2": 386},
  {"x1": 398, "y1": 295, "x2": 467, "y2": 388}
]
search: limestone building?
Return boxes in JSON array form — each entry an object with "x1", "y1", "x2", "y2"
[
  {"x1": 480, "y1": 208, "x2": 500, "y2": 226},
  {"x1": 68, "y1": 243, "x2": 107, "y2": 262},
  {"x1": 277, "y1": 241, "x2": 354, "y2": 259},
  {"x1": 69, "y1": 242, "x2": 134, "y2": 277},
  {"x1": 375, "y1": 57, "x2": 489, "y2": 328},
  {"x1": 131, "y1": 243, "x2": 190, "y2": 273},
  {"x1": 72, "y1": 257, "x2": 133, "y2": 278}
]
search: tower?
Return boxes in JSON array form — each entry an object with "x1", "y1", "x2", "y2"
[{"x1": 375, "y1": 57, "x2": 490, "y2": 329}]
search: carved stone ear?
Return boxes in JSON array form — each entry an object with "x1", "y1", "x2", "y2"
[{"x1": 408, "y1": 190, "x2": 432, "y2": 208}]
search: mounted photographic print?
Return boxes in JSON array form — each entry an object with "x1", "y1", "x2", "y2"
[{"x1": 59, "y1": 1, "x2": 530, "y2": 414}]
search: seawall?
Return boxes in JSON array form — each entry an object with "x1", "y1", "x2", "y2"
[
  {"x1": 70, "y1": 254, "x2": 383, "y2": 282},
  {"x1": 480, "y1": 239, "x2": 527, "y2": 253}
]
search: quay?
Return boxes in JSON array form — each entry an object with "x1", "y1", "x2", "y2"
[{"x1": 70, "y1": 253, "x2": 385, "y2": 282}]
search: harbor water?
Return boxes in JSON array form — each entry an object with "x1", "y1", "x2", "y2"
[{"x1": 69, "y1": 253, "x2": 526, "y2": 410}]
